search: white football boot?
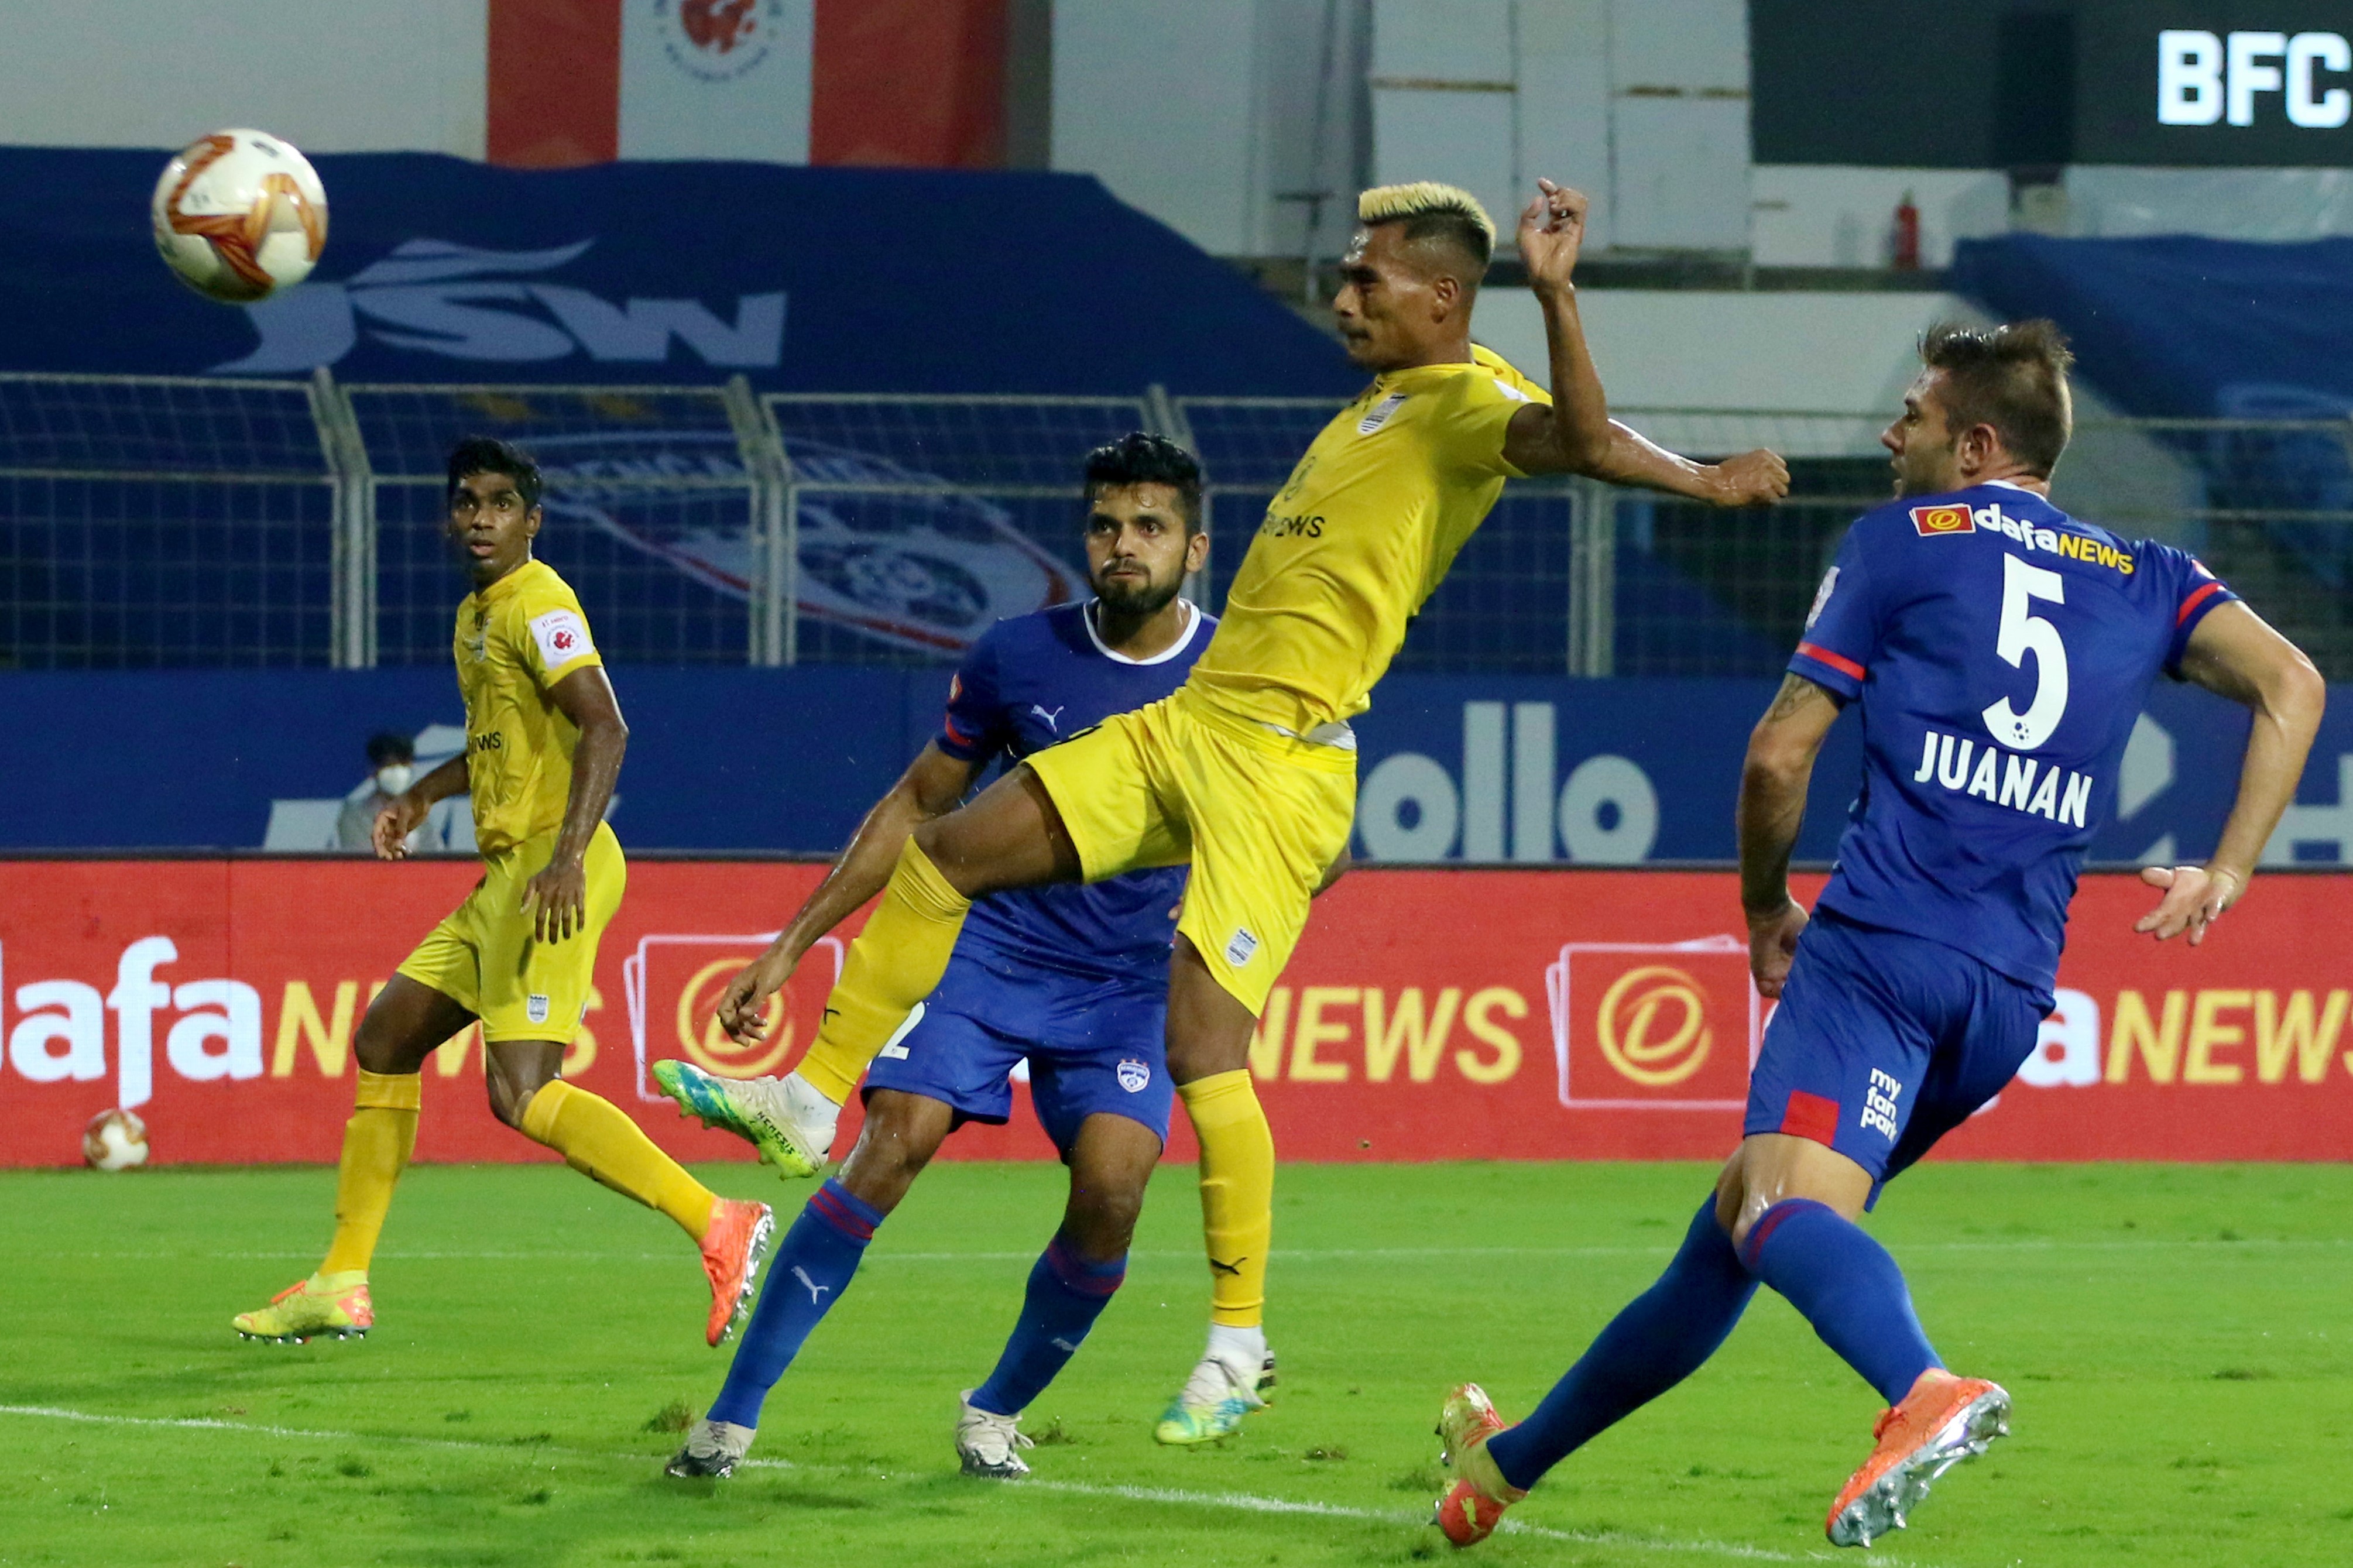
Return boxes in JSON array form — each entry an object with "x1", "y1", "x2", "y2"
[
  {"x1": 956, "y1": 1391, "x2": 1035, "y2": 1480},
  {"x1": 664, "y1": 1417, "x2": 756, "y2": 1479}
]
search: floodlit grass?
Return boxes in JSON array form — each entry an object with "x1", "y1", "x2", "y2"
[{"x1": 2, "y1": 1160, "x2": 2348, "y2": 1566}]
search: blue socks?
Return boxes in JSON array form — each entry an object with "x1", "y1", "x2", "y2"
[
  {"x1": 1738, "y1": 1198, "x2": 1940, "y2": 1405},
  {"x1": 1484, "y1": 1199, "x2": 1758, "y2": 1492},
  {"x1": 1485, "y1": 1194, "x2": 1944, "y2": 1495},
  {"x1": 708, "y1": 1179, "x2": 883, "y2": 1429},
  {"x1": 705, "y1": 1189, "x2": 1127, "y2": 1430},
  {"x1": 968, "y1": 1233, "x2": 1127, "y2": 1418}
]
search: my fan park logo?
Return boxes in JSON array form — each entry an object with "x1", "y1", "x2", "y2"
[
  {"x1": 212, "y1": 236, "x2": 786, "y2": 375},
  {"x1": 1546, "y1": 936, "x2": 1761, "y2": 1110},
  {"x1": 620, "y1": 933, "x2": 843, "y2": 1101}
]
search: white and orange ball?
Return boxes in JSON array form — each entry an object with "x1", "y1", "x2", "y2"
[
  {"x1": 150, "y1": 129, "x2": 328, "y2": 304},
  {"x1": 83, "y1": 1108, "x2": 150, "y2": 1171}
]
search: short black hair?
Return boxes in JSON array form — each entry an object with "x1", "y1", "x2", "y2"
[
  {"x1": 1082, "y1": 432, "x2": 1203, "y2": 533},
  {"x1": 1919, "y1": 319, "x2": 2075, "y2": 478},
  {"x1": 445, "y1": 435, "x2": 543, "y2": 510},
  {"x1": 365, "y1": 731, "x2": 414, "y2": 767}
]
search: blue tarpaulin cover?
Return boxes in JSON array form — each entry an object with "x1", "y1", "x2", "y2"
[
  {"x1": 1, "y1": 149, "x2": 1357, "y2": 396},
  {"x1": 1952, "y1": 233, "x2": 2353, "y2": 421}
]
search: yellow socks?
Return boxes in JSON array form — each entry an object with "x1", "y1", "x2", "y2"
[
  {"x1": 798, "y1": 838, "x2": 973, "y2": 1104},
  {"x1": 1177, "y1": 1069, "x2": 1275, "y2": 1327},
  {"x1": 320, "y1": 1070, "x2": 420, "y2": 1277},
  {"x1": 520, "y1": 1079, "x2": 718, "y2": 1241}
]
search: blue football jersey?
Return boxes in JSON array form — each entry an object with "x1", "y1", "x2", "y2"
[
  {"x1": 935, "y1": 599, "x2": 1212, "y2": 981},
  {"x1": 1790, "y1": 482, "x2": 2238, "y2": 996}
]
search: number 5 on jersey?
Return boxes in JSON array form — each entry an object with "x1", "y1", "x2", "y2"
[{"x1": 1982, "y1": 553, "x2": 2068, "y2": 750}]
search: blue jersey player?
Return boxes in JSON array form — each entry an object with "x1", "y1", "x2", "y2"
[
  {"x1": 1430, "y1": 322, "x2": 2324, "y2": 1549},
  {"x1": 654, "y1": 434, "x2": 1223, "y2": 1481}
]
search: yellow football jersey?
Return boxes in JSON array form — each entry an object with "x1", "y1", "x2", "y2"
[
  {"x1": 450, "y1": 558, "x2": 605, "y2": 856},
  {"x1": 1187, "y1": 344, "x2": 1550, "y2": 732}
]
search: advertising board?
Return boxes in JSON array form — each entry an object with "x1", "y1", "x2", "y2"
[{"x1": 3, "y1": 862, "x2": 2347, "y2": 1168}]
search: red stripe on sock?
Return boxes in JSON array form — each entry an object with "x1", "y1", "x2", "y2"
[
  {"x1": 1738, "y1": 1196, "x2": 1831, "y2": 1268},
  {"x1": 1044, "y1": 1237, "x2": 1126, "y2": 1296},
  {"x1": 808, "y1": 1186, "x2": 876, "y2": 1241},
  {"x1": 1779, "y1": 1089, "x2": 1843, "y2": 1146}
]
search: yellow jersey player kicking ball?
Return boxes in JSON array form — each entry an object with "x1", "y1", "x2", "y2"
[
  {"x1": 233, "y1": 438, "x2": 774, "y2": 1347},
  {"x1": 708, "y1": 180, "x2": 1788, "y2": 1441}
]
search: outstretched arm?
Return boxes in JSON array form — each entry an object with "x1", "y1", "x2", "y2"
[
  {"x1": 1501, "y1": 179, "x2": 1789, "y2": 508},
  {"x1": 1737, "y1": 673, "x2": 1846, "y2": 996},
  {"x1": 716, "y1": 742, "x2": 980, "y2": 1042},
  {"x1": 518, "y1": 665, "x2": 629, "y2": 943},
  {"x1": 2137, "y1": 602, "x2": 2325, "y2": 943}
]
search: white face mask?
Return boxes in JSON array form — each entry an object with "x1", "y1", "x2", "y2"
[{"x1": 375, "y1": 763, "x2": 414, "y2": 795}]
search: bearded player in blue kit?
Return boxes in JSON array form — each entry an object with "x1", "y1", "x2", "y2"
[
  {"x1": 1431, "y1": 321, "x2": 2326, "y2": 1549},
  {"x1": 653, "y1": 434, "x2": 1286, "y2": 1480}
]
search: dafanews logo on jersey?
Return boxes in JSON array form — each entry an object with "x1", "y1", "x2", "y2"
[{"x1": 1915, "y1": 498, "x2": 2136, "y2": 575}]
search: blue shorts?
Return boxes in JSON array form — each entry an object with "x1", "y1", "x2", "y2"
[
  {"x1": 861, "y1": 943, "x2": 1172, "y2": 1158},
  {"x1": 1744, "y1": 908, "x2": 2046, "y2": 1193}
]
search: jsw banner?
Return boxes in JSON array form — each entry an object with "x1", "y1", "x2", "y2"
[
  {"x1": 6, "y1": 670, "x2": 2342, "y2": 868},
  {"x1": 3, "y1": 863, "x2": 2348, "y2": 1168},
  {"x1": 0, "y1": 149, "x2": 1354, "y2": 396}
]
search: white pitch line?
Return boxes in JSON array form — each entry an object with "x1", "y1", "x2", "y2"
[{"x1": 0, "y1": 1403, "x2": 1919, "y2": 1567}]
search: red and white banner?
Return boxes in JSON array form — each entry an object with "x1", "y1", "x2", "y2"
[
  {"x1": 3, "y1": 862, "x2": 2349, "y2": 1168},
  {"x1": 489, "y1": 0, "x2": 1011, "y2": 170}
]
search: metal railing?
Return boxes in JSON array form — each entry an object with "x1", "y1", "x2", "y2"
[{"x1": 7, "y1": 372, "x2": 2353, "y2": 677}]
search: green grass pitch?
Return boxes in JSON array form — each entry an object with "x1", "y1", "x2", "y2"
[{"x1": 2, "y1": 1159, "x2": 2348, "y2": 1567}]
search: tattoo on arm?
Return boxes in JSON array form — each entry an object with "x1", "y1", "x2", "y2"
[{"x1": 1762, "y1": 673, "x2": 1839, "y2": 725}]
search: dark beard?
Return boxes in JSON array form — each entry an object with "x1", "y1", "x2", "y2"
[{"x1": 1095, "y1": 574, "x2": 1183, "y2": 620}]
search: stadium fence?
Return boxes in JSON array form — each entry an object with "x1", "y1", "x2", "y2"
[{"x1": 5, "y1": 371, "x2": 2352, "y2": 677}]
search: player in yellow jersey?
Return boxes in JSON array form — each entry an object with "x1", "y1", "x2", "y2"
[
  {"x1": 710, "y1": 179, "x2": 1789, "y2": 1439},
  {"x1": 232, "y1": 437, "x2": 773, "y2": 1348}
]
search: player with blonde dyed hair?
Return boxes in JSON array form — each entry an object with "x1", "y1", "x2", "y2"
[{"x1": 708, "y1": 176, "x2": 1790, "y2": 1441}]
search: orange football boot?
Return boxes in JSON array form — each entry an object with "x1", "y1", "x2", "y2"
[
  {"x1": 1432, "y1": 1382, "x2": 1528, "y2": 1548},
  {"x1": 1826, "y1": 1369, "x2": 2010, "y2": 1547},
  {"x1": 699, "y1": 1198, "x2": 776, "y2": 1347}
]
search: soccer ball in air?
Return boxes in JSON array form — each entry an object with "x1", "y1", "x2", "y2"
[
  {"x1": 150, "y1": 129, "x2": 328, "y2": 304},
  {"x1": 83, "y1": 1109, "x2": 150, "y2": 1172}
]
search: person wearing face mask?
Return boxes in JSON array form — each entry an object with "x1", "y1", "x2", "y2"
[{"x1": 336, "y1": 733, "x2": 420, "y2": 853}]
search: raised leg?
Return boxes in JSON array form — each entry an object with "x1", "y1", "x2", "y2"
[{"x1": 797, "y1": 766, "x2": 1080, "y2": 1104}]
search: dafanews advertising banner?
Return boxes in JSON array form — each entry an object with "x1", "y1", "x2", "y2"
[{"x1": 2, "y1": 862, "x2": 2349, "y2": 1169}]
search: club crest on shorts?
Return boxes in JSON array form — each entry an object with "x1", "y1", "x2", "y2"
[
  {"x1": 1224, "y1": 927, "x2": 1260, "y2": 967},
  {"x1": 1117, "y1": 1058, "x2": 1151, "y2": 1093},
  {"x1": 526, "y1": 993, "x2": 551, "y2": 1024},
  {"x1": 1909, "y1": 503, "x2": 1974, "y2": 537}
]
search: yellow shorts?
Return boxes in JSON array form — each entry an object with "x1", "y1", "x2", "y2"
[
  {"x1": 1025, "y1": 687, "x2": 1355, "y2": 1015},
  {"x1": 396, "y1": 821, "x2": 625, "y2": 1043}
]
